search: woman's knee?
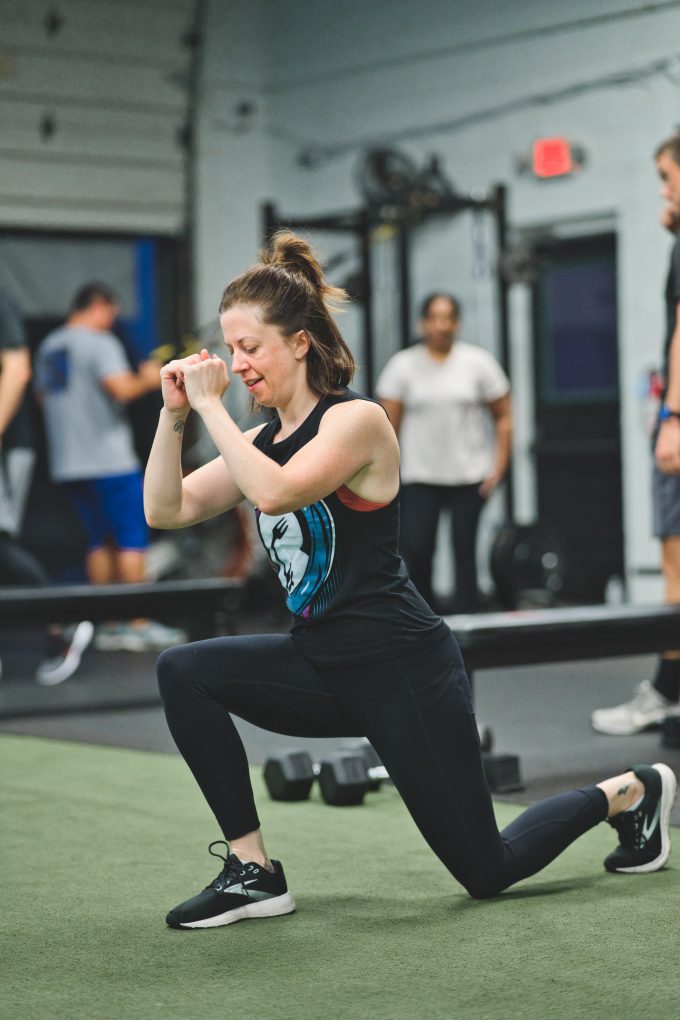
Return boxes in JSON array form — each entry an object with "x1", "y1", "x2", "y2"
[
  {"x1": 465, "y1": 880, "x2": 504, "y2": 901},
  {"x1": 156, "y1": 643, "x2": 195, "y2": 703},
  {"x1": 457, "y1": 864, "x2": 507, "y2": 900}
]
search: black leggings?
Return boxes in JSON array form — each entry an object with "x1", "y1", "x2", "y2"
[
  {"x1": 157, "y1": 631, "x2": 607, "y2": 899},
  {"x1": 400, "y1": 483, "x2": 485, "y2": 612}
]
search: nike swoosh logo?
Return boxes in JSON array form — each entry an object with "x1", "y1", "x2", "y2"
[
  {"x1": 641, "y1": 803, "x2": 661, "y2": 843},
  {"x1": 222, "y1": 879, "x2": 259, "y2": 894}
]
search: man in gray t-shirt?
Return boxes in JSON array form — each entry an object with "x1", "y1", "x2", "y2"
[
  {"x1": 35, "y1": 282, "x2": 160, "y2": 579},
  {"x1": 35, "y1": 282, "x2": 185, "y2": 652},
  {"x1": 36, "y1": 322, "x2": 141, "y2": 483},
  {"x1": 34, "y1": 283, "x2": 185, "y2": 652}
]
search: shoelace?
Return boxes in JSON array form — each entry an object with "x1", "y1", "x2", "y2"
[
  {"x1": 205, "y1": 840, "x2": 256, "y2": 892},
  {"x1": 607, "y1": 807, "x2": 643, "y2": 849}
]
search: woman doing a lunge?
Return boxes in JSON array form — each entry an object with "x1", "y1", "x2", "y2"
[{"x1": 144, "y1": 233, "x2": 676, "y2": 929}]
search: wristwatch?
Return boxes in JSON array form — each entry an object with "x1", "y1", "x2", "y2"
[{"x1": 658, "y1": 404, "x2": 680, "y2": 422}]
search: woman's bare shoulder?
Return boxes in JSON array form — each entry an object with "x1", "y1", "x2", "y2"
[
  {"x1": 320, "y1": 397, "x2": 399, "y2": 460},
  {"x1": 322, "y1": 396, "x2": 392, "y2": 431}
]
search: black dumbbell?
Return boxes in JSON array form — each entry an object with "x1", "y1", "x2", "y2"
[
  {"x1": 263, "y1": 750, "x2": 316, "y2": 802},
  {"x1": 318, "y1": 753, "x2": 371, "y2": 806},
  {"x1": 263, "y1": 742, "x2": 387, "y2": 806}
]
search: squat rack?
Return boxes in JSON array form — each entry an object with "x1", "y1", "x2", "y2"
[
  {"x1": 262, "y1": 185, "x2": 510, "y2": 396},
  {"x1": 262, "y1": 184, "x2": 511, "y2": 513}
]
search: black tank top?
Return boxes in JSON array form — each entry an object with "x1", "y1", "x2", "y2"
[{"x1": 252, "y1": 388, "x2": 449, "y2": 665}]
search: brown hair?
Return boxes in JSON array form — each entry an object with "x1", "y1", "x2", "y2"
[
  {"x1": 655, "y1": 133, "x2": 680, "y2": 166},
  {"x1": 219, "y1": 231, "x2": 356, "y2": 396}
]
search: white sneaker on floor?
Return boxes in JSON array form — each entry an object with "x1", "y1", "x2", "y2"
[
  {"x1": 93, "y1": 623, "x2": 127, "y2": 651},
  {"x1": 591, "y1": 680, "x2": 675, "y2": 735},
  {"x1": 119, "y1": 621, "x2": 187, "y2": 651},
  {"x1": 35, "y1": 621, "x2": 95, "y2": 686},
  {"x1": 95, "y1": 620, "x2": 187, "y2": 652}
]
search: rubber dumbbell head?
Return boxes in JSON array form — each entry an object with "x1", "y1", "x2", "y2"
[
  {"x1": 263, "y1": 750, "x2": 315, "y2": 801},
  {"x1": 318, "y1": 753, "x2": 369, "y2": 806}
]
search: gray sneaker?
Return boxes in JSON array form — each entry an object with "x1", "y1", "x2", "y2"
[
  {"x1": 93, "y1": 623, "x2": 128, "y2": 651},
  {"x1": 591, "y1": 680, "x2": 676, "y2": 736},
  {"x1": 97, "y1": 620, "x2": 187, "y2": 652}
]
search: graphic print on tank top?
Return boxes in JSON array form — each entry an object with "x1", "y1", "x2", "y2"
[{"x1": 256, "y1": 499, "x2": 340, "y2": 619}]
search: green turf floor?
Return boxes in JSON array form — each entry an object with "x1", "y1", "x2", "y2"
[{"x1": 2, "y1": 734, "x2": 678, "y2": 1020}]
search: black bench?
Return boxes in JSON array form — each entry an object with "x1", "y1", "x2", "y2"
[
  {"x1": 2, "y1": 592, "x2": 678, "y2": 771},
  {"x1": 441, "y1": 602, "x2": 680, "y2": 790},
  {"x1": 444, "y1": 603, "x2": 680, "y2": 674},
  {"x1": 0, "y1": 578, "x2": 245, "y2": 641},
  {"x1": 4, "y1": 584, "x2": 675, "y2": 663}
]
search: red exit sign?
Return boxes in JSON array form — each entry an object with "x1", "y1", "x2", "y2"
[{"x1": 532, "y1": 137, "x2": 583, "y2": 178}]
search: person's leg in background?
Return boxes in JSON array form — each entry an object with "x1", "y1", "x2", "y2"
[
  {"x1": 652, "y1": 534, "x2": 680, "y2": 698},
  {"x1": 447, "y1": 482, "x2": 485, "y2": 614},
  {"x1": 0, "y1": 531, "x2": 50, "y2": 586},
  {"x1": 0, "y1": 450, "x2": 93, "y2": 685},
  {"x1": 399, "y1": 483, "x2": 442, "y2": 609},
  {"x1": 592, "y1": 466, "x2": 680, "y2": 735},
  {"x1": 74, "y1": 472, "x2": 185, "y2": 652}
]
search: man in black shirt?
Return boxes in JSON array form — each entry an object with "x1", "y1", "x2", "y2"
[{"x1": 592, "y1": 133, "x2": 680, "y2": 734}]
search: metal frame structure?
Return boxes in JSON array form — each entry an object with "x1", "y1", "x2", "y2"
[
  {"x1": 262, "y1": 185, "x2": 509, "y2": 390},
  {"x1": 263, "y1": 184, "x2": 511, "y2": 511}
]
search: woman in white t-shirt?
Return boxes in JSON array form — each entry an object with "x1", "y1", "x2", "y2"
[{"x1": 376, "y1": 293, "x2": 512, "y2": 612}]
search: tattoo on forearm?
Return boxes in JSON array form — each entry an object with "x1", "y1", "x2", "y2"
[
  {"x1": 173, "y1": 420, "x2": 185, "y2": 435},
  {"x1": 617, "y1": 784, "x2": 630, "y2": 797}
]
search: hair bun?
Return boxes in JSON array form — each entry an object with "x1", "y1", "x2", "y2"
[
  {"x1": 261, "y1": 231, "x2": 346, "y2": 311},
  {"x1": 262, "y1": 231, "x2": 324, "y2": 288}
]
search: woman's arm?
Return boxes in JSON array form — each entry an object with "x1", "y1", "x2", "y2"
[
  {"x1": 0, "y1": 347, "x2": 31, "y2": 441},
  {"x1": 479, "y1": 393, "x2": 512, "y2": 498},
  {"x1": 199, "y1": 398, "x2": 397, "y2": 515},
  {"x1": 182, "y1": 355, "x2": 398, "y2": 515},
  {"x1": 143, "y1": 409, "x2": 258, "y2": 530},
  {"x1": 378, "y1": 397, "x2": 404, "y2": 437},
  {"x1": 144, "y1": 352, "x2": 257, "y2": 530}
]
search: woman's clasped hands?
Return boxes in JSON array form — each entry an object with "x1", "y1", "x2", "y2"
[{"x1": 161, "y1": 348, "x2": 230, "y2": 415}]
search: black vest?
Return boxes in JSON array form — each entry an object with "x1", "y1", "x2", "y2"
[{"x1": 253, "y1": 388, "x2": 449, "y2": 665}]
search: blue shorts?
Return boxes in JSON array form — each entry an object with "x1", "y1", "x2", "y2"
[
  {"x1": 652, "y1": 464, "x2": 680, "y2": 539},
  {"x1": 62, "y1": 471, "x2": 149, "y2": 552}
]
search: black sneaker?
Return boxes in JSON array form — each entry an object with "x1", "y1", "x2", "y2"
[
  {"x1": 166, "y1": 841, "x2": 296, "y2": 929},
  {"x1": 604, "y1": 762, "x2": 677, "y2": 873}
]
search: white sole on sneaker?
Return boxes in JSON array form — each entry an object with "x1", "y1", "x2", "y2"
[
  {"x1": 615, "y1": 762, "x2": 677, "y2": 874},
  {"x1": 590, "y1": 708, "x2": 669, "y2": 736},
  {"x1": 590, "y1": 717, "x2": 666, "y2": 736},
  {"x1": 176, "y1": 892, "x2": 296, "y2": 929}
]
